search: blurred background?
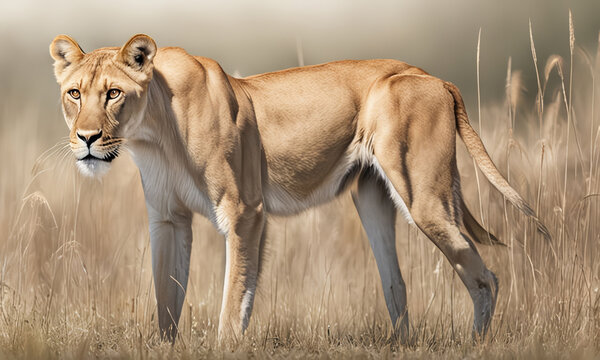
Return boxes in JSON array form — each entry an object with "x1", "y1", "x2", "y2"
[
  {"x1": 0, "y1": 0, "x2": 599, "y2": 357},
  {"x1": 1, "y1": 0, "x2": 599, "y2": 114}
]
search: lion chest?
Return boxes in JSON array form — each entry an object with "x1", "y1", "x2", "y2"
[{"x1": 131, "y1": 145, "x2": 216, "y2": 225}]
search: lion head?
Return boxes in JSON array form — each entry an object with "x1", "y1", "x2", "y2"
[{"x1": 49, "y1": 34, "x2": 157, "y2": 177}]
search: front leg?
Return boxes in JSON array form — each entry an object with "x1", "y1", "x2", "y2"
[
  {"x1": 148, "y1": 209, "x2": 193, "y2": 342},
  {"x1": 217, "y1": 200, "x2": 265, "y2": 343}
]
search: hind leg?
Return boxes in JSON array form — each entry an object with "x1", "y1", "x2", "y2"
[
  {"x1": 377, "y1": 161, "x2": 498, "y2": 338},
  {"x1": 369, "y1": 76, "x2": 498, "y2": 338},
  {"x1": 351, "y1": 171, "x2": 409, "y2": 342},
  {"x1": 378, "y1": 160, "x2": 498, "y2": 337},
  {"x1": 413, "y1": 200, "x2": 498, "y2": 338},
  {"x1": 378, "y1": 168, "x2": 498, "y2": 339}
]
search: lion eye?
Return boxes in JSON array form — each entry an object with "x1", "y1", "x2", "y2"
[
  {"x1": 68, "y1": 89, "x2": 80, "y2": 99},
  {"x1": 107, "y1": 89, "x2": 121, "y2": 100}
]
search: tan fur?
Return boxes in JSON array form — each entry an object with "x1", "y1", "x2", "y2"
[{"x1": 50, "y1": 34, "x2": 548, "y2": 344}]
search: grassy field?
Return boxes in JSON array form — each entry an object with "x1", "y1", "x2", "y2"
[{"x1": 1, "y1": 21, "x2": 599, "y2": 359}]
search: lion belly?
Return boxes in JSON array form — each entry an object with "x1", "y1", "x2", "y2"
[
  {"x1": 261, "y1": 138, "x2": 369, "y2": 216},
  {"x1": 262, "y1": 154, "x2": 355, "y2": 216},
  {"x1": 257, "y1": 109, "x2": 358, "y2": 215}
]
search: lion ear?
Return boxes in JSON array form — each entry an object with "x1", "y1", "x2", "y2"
[
  {"x1": 115, "y1": 34, "x2": 157, "y2": 84},
  {"x1": 49, "y1": 35, "x2": 85, "y2": 83}
]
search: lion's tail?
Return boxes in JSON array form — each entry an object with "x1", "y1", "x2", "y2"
[{"x1": 444, "y1": 81, "x2": 551, "y2": 241}]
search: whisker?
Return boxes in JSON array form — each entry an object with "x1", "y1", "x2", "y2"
[
  {"x1": 32, "y1": 140, "x2": 71, "y2": 175},
  {"x1": 54, "y1": 146, "x2": 71, "y2": 161},
  {"x1": 34, "y1": 140, "x2": 69, "y2": 163},
  {"x1": 21, "y1": 145, "x2": 73, "y2": 202},
  {"x1": 57, "y1": 148, "x2": 74, "y2": 167}
]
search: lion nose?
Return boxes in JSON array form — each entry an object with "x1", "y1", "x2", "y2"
[{"x1": 76, "y1": 129, "x2": 102, "y2": 147}]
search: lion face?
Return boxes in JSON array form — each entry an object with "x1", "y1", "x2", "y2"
[{"x1": 49, "y1": 34, "x2": 157, "y2": 177}]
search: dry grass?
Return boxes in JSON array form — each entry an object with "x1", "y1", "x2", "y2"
[{"x1": 1, "y1": 24, "x2": 600, "y2": 359}]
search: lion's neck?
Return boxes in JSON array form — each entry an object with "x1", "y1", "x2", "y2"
[{"x1": 128, "y1": 72, "x2": 201, "y2": 181}]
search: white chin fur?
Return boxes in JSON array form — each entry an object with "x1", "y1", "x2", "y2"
[{"x1": 76, "y1": 159, "x2": 111, "y2": 178}]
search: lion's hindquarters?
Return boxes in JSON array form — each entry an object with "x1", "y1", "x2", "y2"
[{"x1": 366, "y1": 75, "x2": 498, "y2": 338}]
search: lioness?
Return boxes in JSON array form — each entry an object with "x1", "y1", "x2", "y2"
[{"x1": 49, "y1": 34, "x2": 548, "y2": 343}]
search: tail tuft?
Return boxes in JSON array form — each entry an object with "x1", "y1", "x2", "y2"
[{"x1": 517, "y1": 201, "x2": 551, "y2": 241}]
